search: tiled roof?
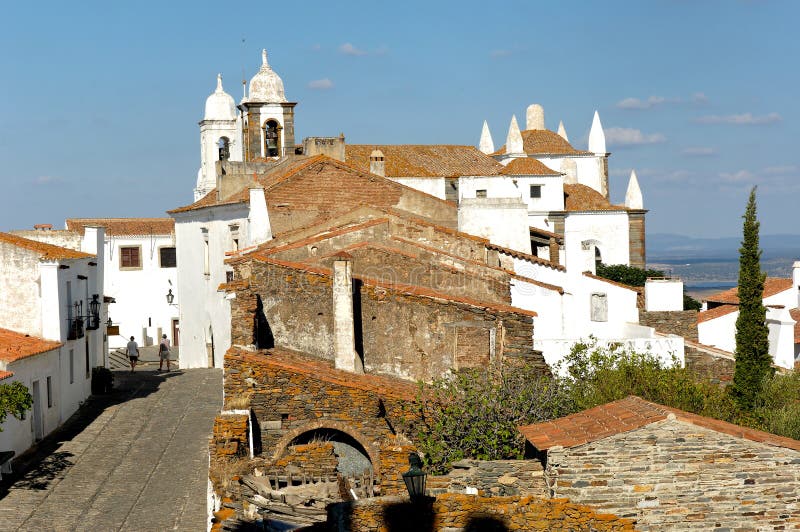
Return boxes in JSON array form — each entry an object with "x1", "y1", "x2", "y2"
[
  {"x1": 345, "y1": 145, "x2": 503, "y2": 178},
  {"x1": 0, "y1": 371, "x2": 13, "y2": 381},
  {"x1": 697, "y1": 304, "x2": 738, "y2": 324},
  {"x1": 486, "y1": 242, "x2": 565, "y2": 271},
  {"x1": 519, "y1": 395, "x2": 800, "y2": 452},
  {"x1": 493, "y1": 130, "x2": 591, "y2": 156},
  {"x1": 499, "y1": 157, "x2": 562, "y2": 176},
  {"x1": 227, "y1": 346, "x2": 417, "y2": 399},
  {"x1": 563, "y1": 184, "x2": 627, "y2": 212},
  {"x1": 66, "y1": 218, "x2": 174, "y2": 236},
  {"x1": 582, "y1": 271, "x2": 639, "y2": 293},
  {"x1": 529, "y1": 226, "x2": 562, "y2": 241},
  {"x1": 0, "y1": 328, "x2": 63, "y2": 363},
  {"x1": 705, "y1": 278, "x2": 794, "y2": 305},
  {"x1": 791, "y1": 308, "x2": 800, "y2": 344},
  {"x1": 0, "y1": 232, "x2": 94, "y2": 260}
]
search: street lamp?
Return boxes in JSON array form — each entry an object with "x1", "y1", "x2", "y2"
[
  {"x1": 402, "y1": 453, "x2": 427, "y2": 500},
  {"x1": 166, "y1": 289, "x2": 175, "y2": 305}
]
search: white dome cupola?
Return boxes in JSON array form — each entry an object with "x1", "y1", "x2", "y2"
[
  {"x1": 248, "y1": 49, "x2": 287, "y2": 103},
  {"x1": 204, "y1": 74, "x2": 237, "y2": 121}
]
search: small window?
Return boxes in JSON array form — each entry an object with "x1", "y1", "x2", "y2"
[
  {"x1": 46, "y1": 376, "x2": 52, "y2": 408},
  {"x1": 120, "y1": 246, "x2": 142, "y2": 269},
  {"x1": 226, "y1": 271, "x2": 234, "y2": 283},
  {"x1": 69, "y1": 349, "x2": 74, "y2": 384},
  {"x1": 476, "y1": 189, "x2": 487, "y2": 198},
  {"x1": 530, "y1": 185, "x2": 542, "y2": 198},
  {"x1": 159, "y1": 247, "x2": 177, "y2": 268},
  {"x1": 85, "y1": 344, "x2": 90, "y2": 379}
]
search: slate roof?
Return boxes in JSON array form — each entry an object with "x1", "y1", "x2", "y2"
[
  {"x1": 0, "y1": 232, "x2": 94, "y2": 260},
  {"x1": 498, "y1": 157, "x2": 562, "y2": 176},
  {"x1": 705, "y1": 278, "x2": 794, "y2": 305},
  {"x1": 519, "y1": 395, "x2": 800, "y2": 452},
  {"x1": 345, "y1": 145, "x2": 503, "y2": 178},
  {"x1": 66, "y1": 218, "x2": 174, "y2": 236},
  {"x1": 227, "y1": 346, "x2": 418, "y2": 400},
  {"x1": 0, "y1": 328, "x2": 63, "y2": 363},
  {"x1": 493, "y1": 129, "x2": 592, "y2": 156}
]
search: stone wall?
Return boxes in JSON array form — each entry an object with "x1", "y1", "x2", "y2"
[
  {"x1": 639, "y1": 310, "x2": 698, "y2": 341},
  {"x1": 272, "y1": 442, "x2": 339, "y2": 478},
  {"x1": 684, "y1": 342, "x2": 735, "y2": 385},
  {"x1": 211, "y1": 413, "x2": 249, "y2": 460},
  {"x1": 229, "y1": 259, "x2": 544, "y2": 383},
  {"x1": 223, "y1": 348, "x2": 418, "y2": 478},
  {"x1": 326, "y1": 493, "x2": 635, "y2": 531},
  {"x1": 429, "y1": 459, "x2": 547, "y2": 497},
  {"x1": 546, "y1": 418, "x2": 800, "y2": 530}
]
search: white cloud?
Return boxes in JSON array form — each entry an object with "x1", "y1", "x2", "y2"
[
  {"x1": 691, "y1": 92, "x2": 709, "y2": 104},
  {"x1": 490, "y1": 49, "x2": 512, "y2": 59},
  {"x1": 616, "y1": 96, "x2": 668, "y2": 110},
  {"x1": 605, "y1": 127, "x2": 667, "y2": 147},
  {"x1": 32, "y1": 175, "x2": 63, "y2": 185},
  {"x1": 339, "y1": 43, "x2": 367, "y2": 56},
  {"x1": 307, "y1": 78, "x2": 334, "y2": 90},
  {"x1": 694, "y1": 112, "x2": 782, "y2": 125},
  {"x1": 682, "y1": 146, "x2": 716, "y2": 156},
  {"x1": 762, "y1": 165, "x2": 797, "y2": 175},
  {"x1": 718, "y1": 170, "x2": 755, "y2": 183}
]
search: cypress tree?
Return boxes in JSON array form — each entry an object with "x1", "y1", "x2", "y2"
[{"x1": 732, "y1": 187, "x2": 772, "y2": 409}]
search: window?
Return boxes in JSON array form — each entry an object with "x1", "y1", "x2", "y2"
[
  {"x1": 229, "y1": 224, "x2": 240, "y2": 252},
  {"x1": 530, "y1": 185, "x2": 542, "y2": 198},
  {"x1": 85, "y1": 342, "x2": 90, "y2": 379},
  {"x1": 120, "y1": 246, "x2": 142, "y2": 269},
  {"x1": 69, "y1": 349, "x2": 74, "y2": 384},
  {"x1": 159, "y1": 247, "x2": 177, "y2": 268},
  {"x1": 264, "y1": 120, "x2": 281, "y2": 157},
  {"x1": 203, "y1": 239, "x2": 210, "y2": 276},
  {"x1": 476, "y1": 189, "x2": 487, "y2": 198},
  {"x1": 46, "y1": 376, "x2": 52, "y2": 408},
  {"x1": 218, "y1": 137, "x2": 230, "y2": 161}
]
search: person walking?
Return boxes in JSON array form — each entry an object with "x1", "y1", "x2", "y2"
[
  {"x1": 126, "y1": 336, "x2": 140, "y2": 372},
  {"x1": 158, "y1": 334, "x2": 171, "y2": 372}
]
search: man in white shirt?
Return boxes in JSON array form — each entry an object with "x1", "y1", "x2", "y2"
[{"x1": 126, "y1": 336, "x2": 140, "y2": 373}]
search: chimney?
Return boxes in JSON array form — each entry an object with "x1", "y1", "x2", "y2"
[
  {"x1": 505, "y1": 115, "x2": 523, "y2": 154},
  {"x1": 549, "y1": 237, "x2": 560, "y2": 264},
  {"x1": 248, "y1": 187, "x2": 272, "y2": 244},
  {"x1": 478, "y1": 120, "x2": 494, "y2": 154},
  {"x1": 34, "y1": 224, "x2": 53, "y2": 231},
  {"x1": 526, "y1": 104, "x2": 545, "y2": 130},
  {"x1": 333, "y1": 252, "x2": 363, "y2": 373},
  {"x1": 369, "y1": 150, "x2": 385, "y2": 177}
]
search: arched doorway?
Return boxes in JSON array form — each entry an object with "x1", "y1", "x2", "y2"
[
  {"x1": 217, "y1": 137, "x2": 230, "y2": 160},
  {"x1": 272, "y1": 422, "x2": 379, "y2": 477}
]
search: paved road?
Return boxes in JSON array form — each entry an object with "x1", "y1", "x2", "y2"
[{"x1": 0, "y1": 368, "x2": 221, "y2": 531}]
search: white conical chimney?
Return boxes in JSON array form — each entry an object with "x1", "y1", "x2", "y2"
[
  {"x1": 557, "y1": 120, "x2": 569, "y2": 142},
  {"x1": 625, "y1": 170, "x2": 643, "y2": 209},
  {"x1": 588, "y1": 111, "x2": 606, "y2": 154},
  {"x1": 505, "y1": 115, "x2": 524, "y2": 154},
  {"x1": 526, "y1": 104, "x2": 545, "y2": 130},
  {"x1": 479, "y1": 120, "x2": 494, "y2": 154}
]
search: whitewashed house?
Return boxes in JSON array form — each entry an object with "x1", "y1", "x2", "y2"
[
  {"x1": 698, "y1": 264, "x2": 800, "y2": 370},
  {"x1": 0, "y1": 230, "x2": 105, "y2": 457},
  {"x1": 65, "y1": 218, "x2": 179, "y2": 352}
]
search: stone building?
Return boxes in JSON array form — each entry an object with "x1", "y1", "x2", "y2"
[{"x1": 519, "y1": 395, "x2": 800, "y2": 530}]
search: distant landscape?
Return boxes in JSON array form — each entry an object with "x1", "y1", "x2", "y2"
[{"x1": 646, "y1": 233, "x2": 800, "y2": 300}]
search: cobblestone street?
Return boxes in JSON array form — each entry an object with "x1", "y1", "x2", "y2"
[{"x1": 0, "y1": 368, "x2": 222, "y2": 531}]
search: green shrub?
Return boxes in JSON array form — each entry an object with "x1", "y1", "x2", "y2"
[{"x1": 0, "y1": 381, "x2": 33, "y2": 431}]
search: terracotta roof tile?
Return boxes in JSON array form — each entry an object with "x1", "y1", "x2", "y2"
[
  {"x1": 0, "y1": 370, "x2": 13, "y2": 381},
  {"x1": 563, "y1": 184, "x2": 627, "y2": 212},
  {"x1": 519, "y1": 395, "x2": 800, "y2": 452},
  {"x1": 66, "y1": 218, "x2": 174, "y2": 236},
  {"x1": 0, "y1": 232, "x2": 94, "y2": 260},
  {"x1": 345, "y1": 145, "x2": 503, "y2": 178},
  {"x1": 486, "y1": 242, "x2": 565, "y2": 271},
  {"x1": 529, "y1": 226, "x2": 562, "y2": 241},
  {"x1": 226, "y1": 346, "x2": 417, "y2": 399},
  {"x1": 499, "y1": 157, "x2": 562, "y2": 176},
  {"x1": 0, "y1": 328, "x2": 62, "y2": 363},
  {"x1": 697, "y1": 304, "x2": 738, "y2": 323},
  {"x1": 791, "y1": 308, "x2": 800, "y2": 344},
  {"x1": 705, "y1": 278, "x2": 794, "y2": 305},
  {"x1": 493, "y1": 130, "x2": 591, "y2": 156}
]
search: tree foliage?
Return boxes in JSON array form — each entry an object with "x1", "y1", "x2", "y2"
[
  {"x1": 0, "y1": 381, "x2": 33, "y2": 431},
  {"x1": 732, "y1": 187, "x2": 772, "y2": 409}
]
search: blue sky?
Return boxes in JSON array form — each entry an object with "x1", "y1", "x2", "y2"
[{"x1": 1, "y1": 0, "x2": 797, "y2": 238}]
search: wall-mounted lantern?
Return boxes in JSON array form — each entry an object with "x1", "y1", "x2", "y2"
[{"x1": 402, "y1": 453, "x2": 427, "y2": 500}]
